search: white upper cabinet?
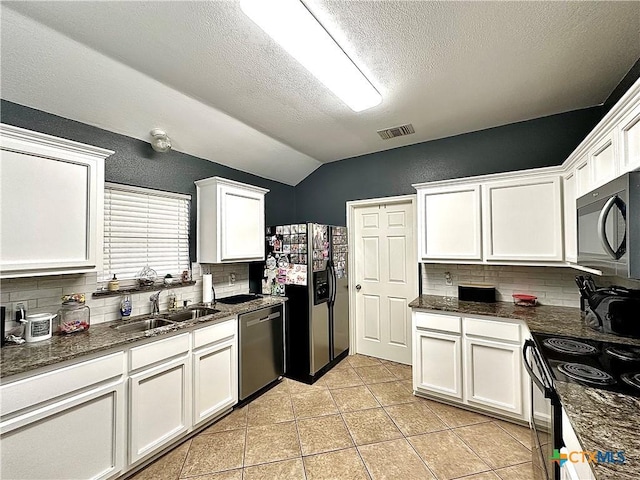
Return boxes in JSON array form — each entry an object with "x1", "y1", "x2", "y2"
[
  {"x1": 589, "y1": 131, "x2": 618, "y2": 187},
  {"x1": 563, "y1": 171, "x2": 578, "y2": 263},
  {"x1": 196, "y1": 177, "x2": 269, "y2": 263},
  {"x1": 483, "y1": 175, "x2": 563, "y2": 262},
  {"x1": 416, "y1": 184, "x2": 482, "y2": 261},
  {"x1": 574, "y1": 155, "x2": 591, "y2": 198},
  {"x1": 414, "y1": 172, "x2": 564, "y2": 265},
  {"x1": 0, "y1": 124, "x2": 113, "y2": 278},
  {"x1": 618, "y1": 100, "x2": 640, "y2": 173}
]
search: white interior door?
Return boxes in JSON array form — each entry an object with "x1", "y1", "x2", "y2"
[{"x1": 352, "y1": 198, "x2": 417, "y2": 364}]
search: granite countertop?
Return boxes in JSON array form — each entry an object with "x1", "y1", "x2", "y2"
[
  {"x1": 411, "y1": 294, "x2": 640, "y2": 480},
  {"x1": 0, "y1": 296, "x2": 285, "y2": 380},
  {"x1": 409, "y1": 294, "x2": 640, "y2": 347}
]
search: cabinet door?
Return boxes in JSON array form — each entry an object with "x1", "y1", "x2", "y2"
[
  {"x1": 618, "y1": 101, "x2": 640, "y2": 174},
  {"x1": 1, "y1": 381, "x2": 125, "y2": 480},
  {"x1": 417, "y1": 184, "x2": 482, "y2": 260},
  {"x1": 193, "y1": 337, "x2": 238, "y2": 426},
  {"x1": 464, "y1": 337, "x2": 523, "y2": 418},
  {"x1": 563, "y1": 172, "x2": 578, "y2": 263},
  {"x1": 483, "y1": 176, "x2": 563, "y2": 262},
  {"x1": 219, "y1": 184, "x2": 265, "y2": 261},
  {"x1": 413, "y1": 329, "x2": 462, "y2": 400},
  {"x1": 589, "y1": 131, "x2": 618, "y2": 188},
  {"x1": 129, "y1": 356, "x2": 191, "y2": 464},
  {"x1": 575, "y1": 157, "x2": 591, "y2": 198},
  {"x1": 0, "y1": 124, "x2": 110, "y2": 278}
]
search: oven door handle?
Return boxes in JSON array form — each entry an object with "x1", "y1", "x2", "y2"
[{"x1": 523, "y1": 339, "x2": 554, "y2": 398}]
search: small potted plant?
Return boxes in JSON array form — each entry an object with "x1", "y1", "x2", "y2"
[{"x1": 164, "y1": 274, "x2": 173, "y2": 285}]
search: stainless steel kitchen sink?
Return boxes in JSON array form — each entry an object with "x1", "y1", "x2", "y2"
[
  {"x1": 112, "y1": 317, "x2": 175, "y2": 333},
  {"x1": 166, "y1": 307, "x2": 219, "y2": 322}
]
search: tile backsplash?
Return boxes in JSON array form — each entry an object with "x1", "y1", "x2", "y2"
[
  {"x1": 421, "y1": 264, "x2": 583, "y2": 307},
  {"x1": 1, "y1": 263, "x2": 249, "y2": 328},
  {"x1": 421, "y1": 264, "x2": 640, "y2": 307}
]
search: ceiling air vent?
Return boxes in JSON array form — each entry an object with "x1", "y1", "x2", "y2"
[{"x1": 377, "y1": 123, "x2": 415, "y2": 140}]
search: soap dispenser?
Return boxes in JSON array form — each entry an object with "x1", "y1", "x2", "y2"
[
  {"x1": 120, "y1": 295, "x2": 132, "y2": 319},
  {"x1": 108, "y1": 274, "x2": 120, "y2": 291}
]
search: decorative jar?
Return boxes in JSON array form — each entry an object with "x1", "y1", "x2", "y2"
[{"x1": 57, "y1": 294, "x2": 90, "y2": 334}]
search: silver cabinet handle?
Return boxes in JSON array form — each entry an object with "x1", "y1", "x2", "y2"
[{"x1": 355, "y1": 284, "x2": 361, "y2": 291}]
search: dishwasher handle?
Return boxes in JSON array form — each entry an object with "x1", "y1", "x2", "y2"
[{"x1": 245, "y1": 311, "x2": 281, "y2": 327}]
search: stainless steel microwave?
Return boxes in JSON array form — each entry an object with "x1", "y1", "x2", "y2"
[{"x1": 577, "y1": 171, "x2": 640, "y2": 279}]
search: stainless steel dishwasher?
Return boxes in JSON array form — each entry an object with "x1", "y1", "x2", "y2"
[{"x1": 238, "y1": 304, "x2": 284, "y2": 401}]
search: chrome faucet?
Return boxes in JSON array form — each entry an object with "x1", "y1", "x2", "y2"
[
  {"x1": 204, "y1": 284, "x2": 216, "y2": 308},
  {"x1": 150, "y1": 291, "x2": 161, "y2": 316}
]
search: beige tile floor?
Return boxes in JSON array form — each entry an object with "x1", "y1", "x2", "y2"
[{"x1": 130, "y1": 355, "x2": 533, "y2": 480}]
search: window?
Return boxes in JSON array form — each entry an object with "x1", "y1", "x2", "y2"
[{"x1": 103, "y1": 183, "x2": 190, "y2": 282}]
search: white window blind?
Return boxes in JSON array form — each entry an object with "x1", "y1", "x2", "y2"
[{"x1": 104, "y1": 183, "x2": 190, "y2": 281}]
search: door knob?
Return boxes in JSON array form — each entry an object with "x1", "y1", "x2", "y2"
[{"x1": 355, "y1": 284, "x2": 361, "y2": 291}]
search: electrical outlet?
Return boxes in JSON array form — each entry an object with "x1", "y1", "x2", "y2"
[
  {"x1": 11, "y1": 302, "x2": 26, "y2": 321},
  {"x1": 229, "y1": 273, "x2": 236, "y2": 286},
  {"x1": 444, "y1": 272, "x2": 453, "y2": 286}
]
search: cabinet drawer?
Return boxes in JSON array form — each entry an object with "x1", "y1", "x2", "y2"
[
  {"x1": 1, "y1": 351, "x2": 124, "y2": 417},
  {"x1": 129, "y1": 333, "x2": 190, "y2": 371},
  {"x1": 414, "y1": 312, "x2": 461, "y2": 334},
  {"x1": 193, "y1": 318, "x2": 237, "y2": 350},
  {"x1": 464, "y1": 317, "x2": 520, "y2": 342}
]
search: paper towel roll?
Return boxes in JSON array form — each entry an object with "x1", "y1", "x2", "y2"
[{"x1": 202, "y1": 274, "x2": 213, "y2": 303}]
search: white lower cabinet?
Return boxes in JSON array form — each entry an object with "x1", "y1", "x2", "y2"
[
  {"x1": 412, "y1": 312, "x2": 463, "y2": 400},
  {"x1": 414, "y1": 329, "x2": 463, "y2": 400},
  {"x1": 0, "y1": 353, "x2": 126, "y2": 480},
  {"x1": 192, "y1": 320, "x2": 238, "y2": 426},
  {"x1": 412, "y1": 309, "x2": 526, "y2": 421},
  {"x1": 464, "y1": 337, "x2": 523, "y2": 417},
  {"x1": 128, "y1": 355, "x2": 191, "y2": 464},
  {"x1": 1, "y1": 316, "x2": 243, "y2": 479}
]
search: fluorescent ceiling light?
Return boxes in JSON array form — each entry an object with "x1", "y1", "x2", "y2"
[{"x1": 240, "y1": 0, "x2": 382, "y2": 112}]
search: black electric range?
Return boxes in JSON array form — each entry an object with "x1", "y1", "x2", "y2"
[{"x1": 531, "y1": 333, "x2": 640, "y2": 397}]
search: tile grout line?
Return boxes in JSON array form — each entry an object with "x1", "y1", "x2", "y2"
[
  {"x1": 291, "y1": 396, "x2": 308, "y2": 480},
  {"x1": 493, "y1": 420, "x2": 533, "y2": 452},
  {"x1": 449, "y1": 419, "x2": 533, "y2": 471},
  {"x1": 336, "y1": 362, "x2": 441, "y2": 480},
  {"x1": 448, "y1": 424, "x2": 506, "y2": 472},
  {"x1": 327, "y1": 383, "x2": 376, "y2": 479},
  {"x1": 177, "y1": 438, "x2": 192, "y2": 480},
  {"x1": 135, "y1": 356, "x2": 532, "y2": 479}
]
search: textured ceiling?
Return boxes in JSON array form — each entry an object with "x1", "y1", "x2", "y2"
[{"x1": 1, "y1": 1, "x2": 639, "y2": 185}]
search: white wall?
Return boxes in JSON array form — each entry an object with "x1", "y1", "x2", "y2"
[{"x1": 1, "y1": 263, "x2": 249, "y2": 328}]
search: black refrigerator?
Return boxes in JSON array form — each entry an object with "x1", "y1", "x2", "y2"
[{"x1": 249, "y1": 223, "x2": 349, "y2": 384}]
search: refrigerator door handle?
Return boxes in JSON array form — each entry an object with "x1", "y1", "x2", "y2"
[
  {"x1": 327, "y1": 262, "x2": 335, "y2": 305},
  {"x1": 332, "y1": 263, "x2": 338, "y2": 304}
]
